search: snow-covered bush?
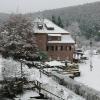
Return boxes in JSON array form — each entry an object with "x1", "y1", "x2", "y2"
[{"x1": 2, "y1": 58, "x2": 30, "y2": 80}]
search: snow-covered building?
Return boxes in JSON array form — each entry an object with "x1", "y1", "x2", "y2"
[{"x1": 33, "y1": 18, "x2": 75, "y2": 61}]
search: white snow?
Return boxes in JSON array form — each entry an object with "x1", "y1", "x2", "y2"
[
  {"x1": 2, "y1": 58, "x2": 30, "y2": 79},
  {"x1": 41, "y1": 81, "x2": 84, "y2": 100},
  {"x1": 33, "y1": 18, "x2": 75, "y2": 44},
  {"x1": 48, "y1": 33, "x2": 61, "y2": 36},
  {"x1": 62, "y1": 35, "x2": 75, "y2": 43},
  {"x1": 28, "y1": 68, "x2": 50, "y2": 84},
  {"x1": 45, "y1": 60, "x2": 65, "y2": 67},
  {"x1": 28, "y1": 68, "x2": 84, "y2": 100},
  {"x1": 14, "y1": 90, "x2": 39, "y2": 100},
  {"x1": 33, "y1": 18, "x2": 70, "y2": 34},
  {"x1": 75, "y1": 50, "x2": 100, "y2": 91},
  {"x1": 0, "y1": 56, "x2": 84, "y2": 99}
]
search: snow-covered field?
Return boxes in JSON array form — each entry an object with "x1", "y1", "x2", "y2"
[{"x1": 75, "y1": 50, "x2": 100, "y2": 91}]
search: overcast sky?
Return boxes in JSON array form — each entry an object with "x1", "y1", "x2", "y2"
[{"x1": 0, "y1": 0, "x2": 99, "y2": 14}]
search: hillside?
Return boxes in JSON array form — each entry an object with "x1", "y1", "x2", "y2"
[
  {"x1": 0, "y1": 13, "x2": 9, "y2": 24},
  {"x1": 0, "y1": 2, "x2": 100, "y2": 41}
]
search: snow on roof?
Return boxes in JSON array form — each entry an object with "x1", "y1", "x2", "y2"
[
  {"x1": 45, "y1": 60, "x2": 65, "y2": 67},
  {"x1": 48, "y1": 35, "x2": 75, "y2": 44},
  {"x1": 48, "y1": 34, "x2": 61, "y2": 36},
  {"x1": 33, "y1": 18, "x2": 70, "y2": 34}
]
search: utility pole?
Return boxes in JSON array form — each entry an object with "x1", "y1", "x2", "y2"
[
  {"x1": 90, "y1": 39, "x2": 93, "y2": 71},
  {"x1": 20, "y1": 60, "x2": 23, "y2": 79},
  {"x1": 90, "y1": 28, "x2": 94, "y2": 71},
  {"x1": 39, "y1": 56, "x2": 43, "y2": 78},
  {"x1": 20, "y1": 59, "x2": 23, "y2": 92}
]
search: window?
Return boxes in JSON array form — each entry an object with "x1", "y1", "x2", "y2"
[
  {"x1": 51, "y1": 46, "x2": 54, "y2": 51},
  {"x1": 58, "y1": 37, "x2": 61, "y2": 41},
  {"x1": 46, "y1": 46, "x2": 54, "y2": 51},
  {"x1": 48, "y1": 36, "x2": 52, "y2": 41},
  {"x1": 48, "y1": 36, "x2": 61, "y2": 41},
  {"x1": 37, "y1": 24, "x2": 43, "y2": 30},
  {"x1": 61, "y1": 46, "x2": 63, "y2": 51},
  {"x1": 65, "y1": 46, "x2": 67, "y2": 51},
  {"x1": 55, "y1": 46, "x2": 58, "y2": 51},
  {"x1": 46, "y1": 46, "x2": 49, "y2": 51},
  {"x1": 69, "y1": 46, "x2": 71, "y2": 51}
]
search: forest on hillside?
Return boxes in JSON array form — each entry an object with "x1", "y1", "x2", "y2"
[{"x1": 28, "y1": 1, "x2": 100, "y2": 41}]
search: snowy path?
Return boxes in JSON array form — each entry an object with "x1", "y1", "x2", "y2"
[{"x1": 75, "y1": 50, "x2": 100, "y2": 91}]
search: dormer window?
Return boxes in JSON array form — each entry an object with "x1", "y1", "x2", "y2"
[
  {"x1": 48, "y1": 34, "x2": 61, "y2": 41},
  {"x1": 38, "y1": 24, "x2": 43, "y2": 30},
  {"x1": 45, "y1": 24, "x2": 54, "y2": 30}
]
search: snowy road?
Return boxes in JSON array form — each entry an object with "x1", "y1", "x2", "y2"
[{"x1": 75, "y1": 50, "x2": 100, "y2": 91}]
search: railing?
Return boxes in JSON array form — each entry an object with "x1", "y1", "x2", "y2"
[{"x1": 34, "y1": 80, "x2": 64, "y2": 100}]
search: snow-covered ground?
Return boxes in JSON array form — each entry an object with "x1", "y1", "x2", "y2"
[
  {"x1": 75, "y1": 50, "x2": 100, "y2": 91},
  {"x1": 14, "y1": 90, "x2": 39, "y2": 100},
  {"x1": 28, "y1": 68, "x2": 84, "y2": 100},
  {"x1": 0, "y1": 57, "x2": 84, "y2": 100}
]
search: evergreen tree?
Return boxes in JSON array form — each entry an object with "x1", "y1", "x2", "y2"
[
  {"x1": 52, "y1": 15, "x2": 57, "y2": 24},
  {"x1": 57, "y1": 16, "x2": 64, "y2": 28}
]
